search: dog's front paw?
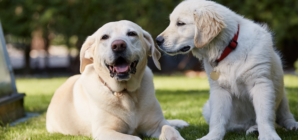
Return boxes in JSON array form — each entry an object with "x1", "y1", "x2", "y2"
[
  {"x1": 197, "y1": 133, "x2": 223, "y2": 140},
  {"x1": 132, "y1": 136, "x2": 142, "y2": 140},
  {"x1": 286, "y1": 122, "x2": 298, "y2": 130},
  {"x1": 167, "y1": 119, "x2": 189, "y2": 129},
  {"x1": 258, "y1": 133, "x2": 281, "y2": 140},
  {"x1": 160, "y1": 125, "x2": 184, "y2": 140},
  {"x1": 197, "y1": 131, "x2": 223, "y2": 140},
  {"x1": 246, "y1": 125, "x2": 258, "y2": 135},
  {"x1": 197, "y1": 129, "x2": 225, "y2": 140}
]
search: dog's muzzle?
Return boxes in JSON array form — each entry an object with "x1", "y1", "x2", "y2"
[{"x1": 105, "y1": 57, "x2": 139, "y2": 79}]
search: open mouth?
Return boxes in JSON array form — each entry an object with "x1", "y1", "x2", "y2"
[
  {"x1": 160, "y1": 45, "x2": 191, "y2": 55},
  {"x1": 180, "y1": 46, "x2": 191, "y2": 52},
  {"x1": 105, "y1": 57, "x2": 139, "y2": 78}
]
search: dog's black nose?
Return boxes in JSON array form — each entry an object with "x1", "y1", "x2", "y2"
[
  {"x1": 155, "y1": 36, "x2": 164, "y2": 46},
  {"x1": 111, "y1": 40, "x2": 127, "y2": 53}
]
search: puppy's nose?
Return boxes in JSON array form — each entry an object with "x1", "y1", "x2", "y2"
[
  {"x1": 155, "y1": 36, "x2": 164, "y2": 46},
  {"x1": 111, "y1": 40, "x2": 127, "y2": 53}
]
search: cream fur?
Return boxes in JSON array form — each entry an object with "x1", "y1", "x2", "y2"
[
  {"x1": 157, "y1": 0, "x2": 298, "y2": 140},
  {"x1": 46, "y1": 20, "x2": 188, "y2": 140}
]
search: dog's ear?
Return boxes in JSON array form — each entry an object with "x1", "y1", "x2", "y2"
[
  {"x1": 80, "y1": 36, "x2": 96, "y2": 73},
  {"x1": 193, "y1": 9, "x2": 226, "y2": 48},
  {"x1": 142, "y1": 29, "x2": 161, "y2": 70}
]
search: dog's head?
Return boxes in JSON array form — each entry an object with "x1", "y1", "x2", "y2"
[
  {"x1": 156, "y1": 0, "x2": 226, "y2": 55},
  {"x1": 80, "y1": 20, "x2": 161, "y2": 81}
]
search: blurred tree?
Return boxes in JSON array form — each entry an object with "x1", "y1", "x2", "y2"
[
  {"x1": 216, "y1": 0, "x2": 298, "y2": 68},
  {"x1": 0, "y1": 0, "x2": 297, "y2": 73},
  {"x1": 0, "y1": 0, "x2": 35, "y2": 73},
  {"x1": 50, "y1": 0, "x2": 182, "y2": 73}
]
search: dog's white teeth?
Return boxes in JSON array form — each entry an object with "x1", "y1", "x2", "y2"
[{"x1": 109, "y1": 66, "x2": 113, "y2": 71}]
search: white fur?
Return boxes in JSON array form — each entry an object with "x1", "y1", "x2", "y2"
[
  {"x1": 46, "y1": 20, "x2": 188, "y2": 140},
  {"x1": 157, "y1": 0, "x2": 298, "y2": 140}
]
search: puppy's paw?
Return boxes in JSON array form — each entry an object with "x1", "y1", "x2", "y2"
[
  {"x1": 197, "y1": 128, "x2": 226, "y2": 140},
  {"x1": 160, "y1": 125, "x2": 184, "y2": 140},
  {"x1": 167, "y1": 119, "x2": 189, "y2": 129},
  {"x1": 94, "y1": 135, "x2": 141, "y2": 140},
  {"x1": 258, "y1": 133, "x2": 281, "y2": 140},
  {"x1": 286, "y1": 122, "x2": 298, "y2": 130},
  {"x1": 246, "y1": 125, "x2": 258, "y2": 135},
  {"x1": 197, "y1": 135, "x2": 222, "y2": 140},
  {"x1": 132, "y1": 136, "x2": 142, "y2": 140}
]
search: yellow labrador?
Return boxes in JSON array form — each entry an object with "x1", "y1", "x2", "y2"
[
  {"x1": 156, "y1": 0, "x2": 298, "y2": 140},
  {"x1": 46, "y1": 20, "x2": 188, "y2": 140}
]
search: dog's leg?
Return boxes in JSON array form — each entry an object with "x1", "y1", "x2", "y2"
[
  {"x1": 167, "y1": 119, "x2": 189, "y2": 129},
  {"x1": 202, "y1": 100, "x2": 211, "y2": 124},
  {"x1": 149, "y1": 120, "x2": 184, "y2": 140},
  {"x1": 276, "y1": 91, "x2": 298, "y2": 130},
  {"x1": 198, "y1": 87, "x2": 232, "y2": 140},
  {"x1": 251, "y1": 79, "x2": 281, "y2": 140},
  {"x1": 93, "y1": 128, "x2": 141, "y2": 140}
]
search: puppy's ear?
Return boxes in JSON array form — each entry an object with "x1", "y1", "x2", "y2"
[
  {"x1": 80, "y1": 36, "x2": 95, "y2": 73},
  {"x1": 142, "y1": 30, "x2": 161, "y2": 70},
  {"x1": 193, "y1": 9, "x2": 226, "y2": 48}
]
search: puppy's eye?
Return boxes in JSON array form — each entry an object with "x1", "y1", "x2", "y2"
[
  {"x1": 127, "y1": 31, "x2": 137, "y2": 36},
  {"x1": 177, "y1": 21, "x2": 185, "y2": 26},
  {"x1": 101, "y1": 35, "x2": 109, "y2": 40}
]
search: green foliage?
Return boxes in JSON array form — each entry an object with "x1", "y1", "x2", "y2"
[
  {"x1": 0, "y1": 0, "x2": 297, "y2": 67},
  {"x1": 0, "y1": 76, "x2": 298, "y2": 139},
  {"x1": 49, "y1": 0, "x2": 182, "y2": 46},
  {"x1": 0, "y1": 0, "x2": 182, "y2": 49},
  {"x1": 1, "y1": 0, "x2": 298, "y2": 47},
  {"x1": 215, "y1": 0, "x2": 298, "y2": 49}
]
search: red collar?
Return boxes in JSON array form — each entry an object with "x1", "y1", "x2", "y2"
[{"x1": 216, "y1": 25, "x2": 240, "y2": 63}]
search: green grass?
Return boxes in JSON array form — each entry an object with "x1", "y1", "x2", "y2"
[{"x1": 1, "y1": 75, "x2": 298, "y2": 140}]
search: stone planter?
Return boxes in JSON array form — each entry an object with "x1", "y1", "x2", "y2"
[{"x1": 0, "y1": 22, "x2": 25, "y2": 125}]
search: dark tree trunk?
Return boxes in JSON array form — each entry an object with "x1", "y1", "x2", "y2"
[
  {"x1": 282, "y1": 40, "x2": 298, "y2": 69},
  {"x1": 70, "y1": 39, "x2": 83, "y2": 74},
  {"x1": 65, "y1": 37, "x2": 74, "y2": 73},
  {"x1": 24, "y1": 44, "x2": 31, "y2": 74},
  {"x1": 44, "y1": 37, "x2": 50, "y2": 73}
]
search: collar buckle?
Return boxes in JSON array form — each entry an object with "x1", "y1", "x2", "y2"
[{"x1": 228, "y1": 39, "x2": 238, "y2": 50}]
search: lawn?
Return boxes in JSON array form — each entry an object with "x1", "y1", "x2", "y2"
[{"x1": 0, "y1": 75, "x2": 298, "y2": 140}]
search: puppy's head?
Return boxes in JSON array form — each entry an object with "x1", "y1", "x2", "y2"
[
  {"x1": 80, "y1": 20, "x2": 161, "y2": 81},
  {"x1": 156, "y1": 0, "x2": 226, "y2": 55}
]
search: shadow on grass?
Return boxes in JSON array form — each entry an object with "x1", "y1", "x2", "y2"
[
  {"x1": 178, "y1": 121, "x2": 298, "y2": 140},
  {"x1": 285, "y1": 87, "x2": 298, "y2": 92}
]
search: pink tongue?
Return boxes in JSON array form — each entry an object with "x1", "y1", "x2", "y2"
[{"x1": 114, "y1": 64, "x2": 129, "y2": 73}]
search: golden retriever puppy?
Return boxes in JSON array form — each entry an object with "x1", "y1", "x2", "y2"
[
  {"x1": 156, "y1": 0, "x2": 298, "y2": 140},
  {"x1": 46, "y1": 20, "x2": 188, "y2": 140}
]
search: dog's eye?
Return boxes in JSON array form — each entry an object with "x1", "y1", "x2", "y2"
[
  {"x1": 127, "y1": 31, "x2": 137, "y2": 36},
  {"x1": 101, "y1": 35, "x2": 109, "y2": 40},
  {"x1": 177, "y1": 21, "x2": 185, "y2": 26}
]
